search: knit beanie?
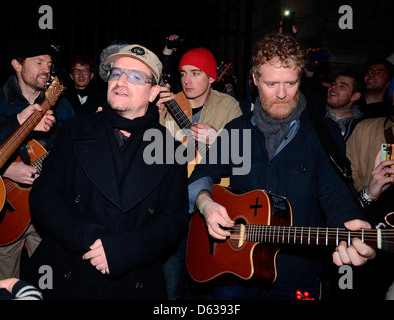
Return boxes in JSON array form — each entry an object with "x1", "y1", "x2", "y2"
[{"x1": 179, "y1": 47, "x2": 217, "y2": 80}]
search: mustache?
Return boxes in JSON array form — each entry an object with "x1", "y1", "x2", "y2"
[
  {"x1": 269, "y1": 97, "x2": 295, "y2": 104},
  {"x1": 37, "y1": 72, "x2": 50, "y2": 80},
  {"x1": 110, "y1": 85, "x2": 130, "y2": 95}
]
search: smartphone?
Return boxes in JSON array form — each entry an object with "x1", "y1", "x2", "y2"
[
  {"x1": 381, "y1": 143, "x2": 393, "y2": 177},
  {"x1": 282, "y1": 10, "x2": 295, "y2": 35},
  {"x1": 166, "y1": 38, "x2": 184, "y2": 49}
]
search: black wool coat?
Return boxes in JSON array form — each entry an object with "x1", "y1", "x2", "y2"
[{"x1": 24, "y1": 109, "x2": 189, "y2": 300}]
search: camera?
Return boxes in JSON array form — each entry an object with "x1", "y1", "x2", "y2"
[{"x1": 166, "y1": 38, "x2": 184, "y2": 49}]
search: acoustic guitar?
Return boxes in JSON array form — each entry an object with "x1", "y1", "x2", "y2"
[
  {"x1": 0, "y1": 140, "x2": 48, "y2": 246},
  {"x1": 160, "y1": 60, "x2": 232, "y2": 183},
  {"x1": 186, "y1": 184, "x2": 394, "y2": 284}
]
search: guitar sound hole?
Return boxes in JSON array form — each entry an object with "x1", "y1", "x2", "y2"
[{"x1": 228, "y1": 218, "x2": 247, "y2": 251}]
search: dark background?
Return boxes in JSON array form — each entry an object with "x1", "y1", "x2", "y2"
[{"x1": 0, "y1": 0, "x2": 393, "y2": 98}]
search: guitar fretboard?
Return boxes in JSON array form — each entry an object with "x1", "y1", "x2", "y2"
[
  {"x1": 0, "y1": 100, "x2": 52, "y2": 168},
  {"x1": 235, "y1": 224, "x2": 394, "y2": 251}
]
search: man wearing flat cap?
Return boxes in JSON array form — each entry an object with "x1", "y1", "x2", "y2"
[
  {"x1": 0, "y1": 41, "x2": 75, "y2": 281},
  {"x1": 24, "y1": 44, "x2": 188, "y2": 299}
]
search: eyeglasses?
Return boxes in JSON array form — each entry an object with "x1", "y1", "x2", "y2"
[
  {"x1": 108, "y1": 67, "x2": 154, "y2": 86},
  {"x1": 72, "y1": 68, "x2": 91, "y2": 76}
]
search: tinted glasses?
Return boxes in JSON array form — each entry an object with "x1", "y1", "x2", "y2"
[{"x1": 108, "y1": 67, "x2": 154, "y2": 85}]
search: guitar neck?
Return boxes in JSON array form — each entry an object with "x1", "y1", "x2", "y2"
[
  {"x1": 159, "y1": 79, "x2": 208, "y2": 158},
  {"x1": 241, "y1": 225, "x2": 394, "y2": 252},
  {"x1": 0, "y1": 100, "x2": 51, "y2": 168}
]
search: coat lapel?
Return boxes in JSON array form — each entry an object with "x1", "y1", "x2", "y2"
[
  {"x1": 73, "y1": 117, "x2": 122, "y2": 209},
  {"x1": 120, "y1": 137, "x2": 171, "y2": 212}
]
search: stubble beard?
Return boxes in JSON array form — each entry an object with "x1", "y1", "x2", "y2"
[{"x1": 22, "y1": 72, "x2": 49, "y2": 91}]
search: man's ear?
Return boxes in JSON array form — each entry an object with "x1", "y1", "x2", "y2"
[
  {"x1": 351, "y1": 92, "x2": 362, "y2": 102},
  {"x1": 209, "y1": 77, "x2": 215, "y2": 84},
  {"x1": 385, "y1": 80, "x2": 390, "y2": 91},
  {"x1": 252, "y1": 72, "x2": 258, "y2": 86},
  {"x1": 11, "y1": 59, "x2": 22, "y2": 73},
  {"x1": 149, "y1": 85, "x2": 161, "y2": 102}
]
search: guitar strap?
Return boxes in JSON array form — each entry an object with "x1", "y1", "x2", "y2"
[
  {"x1": 175, "y1": 91, "x2": 191, "y2": 117},
  {"x1": 309, "y1": 112, "x2": 352, "y2": 181},
  {"x1": 309, "y1": 112, "x2": 365, "y2": 212}
]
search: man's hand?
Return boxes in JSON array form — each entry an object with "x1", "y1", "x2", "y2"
[
  {"x1": 190, "y1": 123, "x2": 218, "y2": 145},
  {"x1": 17, "y1": 104, "x2": 56, "y2": 132},
  {"x1": 332, "y1": 219, "x2": 376, "y2": 266},
  {"x1": 197, "y1": 194, "x2": 234, "y2": 240},
  {"x1": 2, "y1": 161, "x2": 39, "y2": 185},
  {"x1": 82, "y1": 239, "x2": 110, "y2": 275},
  {"x1": 156, "y1": 83, "x2": 174, "y2": 112},
  {"x1": 0, "y1": 278, "x2": 19, "y2": 293},
  {"x1": 163, "y1": 34, "x2": 181, "y2": 55},
  {"x1": 366, "y1": 149, "x2": 394, "y2": 200}
]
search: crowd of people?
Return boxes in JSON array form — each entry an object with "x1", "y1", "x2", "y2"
[{"x1": 0, "y1": 25, "x2": 393, "y2": 301}]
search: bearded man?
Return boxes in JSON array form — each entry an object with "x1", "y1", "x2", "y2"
[
  {"x1": 0, "y1": 41, "x2": 74, "y2": 280},
  {"x1": 188, "y1": 33, "x2": 375, "y2": 300}
]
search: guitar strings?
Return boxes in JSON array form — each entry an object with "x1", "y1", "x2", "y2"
[
  {"x1": 229, "y1": 225, "x2": 394, "y2": 245},
  {"x1": 0, "y1": 79, "x2": 62, "y2": 166},
  {"x1": 0, "y1": 99, "x2": 51, "y2": 165}
]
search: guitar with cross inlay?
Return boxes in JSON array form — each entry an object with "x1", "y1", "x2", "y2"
[{"x1": 186, "y1": 184, "x2": 394, "y2": 284}]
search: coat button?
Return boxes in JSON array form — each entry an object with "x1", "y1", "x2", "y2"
[
  {"x1": 147, "y1": 208, "x2": 154, "y2": 214},
  {"x1": 64, "y1": 270, "x2": 72, "y2": 278},
  {"x1": 136, "y1": 282, "x2": 143, "y2": 289},
  {"x1": 74, "y1": 195, "x2": 82, "y2": 203}
]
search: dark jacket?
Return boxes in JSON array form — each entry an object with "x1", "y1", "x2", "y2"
[
  {"x1": 24, "y1": 109, "x2": 189, "y2": 300},
  {"x1": 63, "y1": 83, "x2": 106, "y2": 116},
  {"x1": 189, "y1": 110, "x2": 365, "y2": 288}
]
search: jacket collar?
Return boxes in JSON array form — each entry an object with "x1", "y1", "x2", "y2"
[{"x1": 3, "y1": 75, "x2": 45, "y2": 107}]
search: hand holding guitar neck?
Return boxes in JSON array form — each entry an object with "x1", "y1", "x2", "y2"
[
  {"x1": 156, "y1": 82, "x2": 175, "y2": 112},
  {"x1": 0, "y1": 76, "x2": 63, "y2": 171},
  {"x1": 17, "y1": 104, "x2": 56, "y2": 133}
]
